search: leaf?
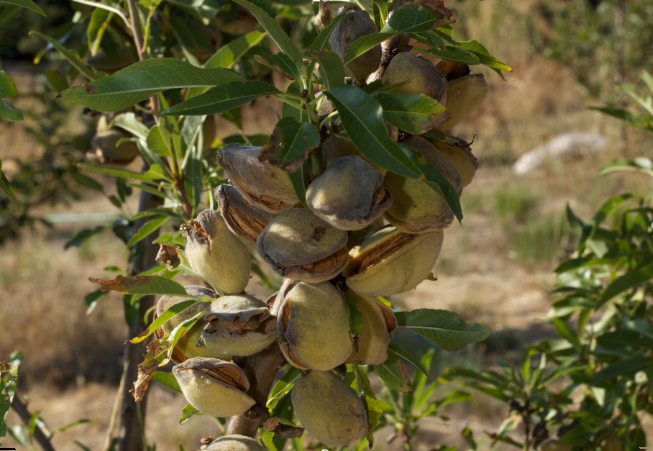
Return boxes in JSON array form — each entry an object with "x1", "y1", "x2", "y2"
[
  {"x1": 343, "y1": 292, "x2": 363, "y2": 351},
  {"x1": 455, "y1": 39, "x2": 512, "y2": 74},
  {"x1": 288, "y1": 158, "x2": 309, "y2": 208},
  {"x1": 373, "y1": 92, "x2": 449, "y2": 134},
  {"x1": 281, "y1": 79, "x2": 306, "y2": 123},
  {"x1": 146, "y1": 124, "x2": 174, "y2": 157},
  {"x1": 151, "y1": 371, "x2": 182, "y2": 393},
  {"x1": 30, "y1": 31, "x2": 99, "y2": 81},
  {"x1": 420, "y1": 46, "x2": 480, "y2": 65},
  {"x1": 324, "y1": 84, "x2": 423, "y2": 179},
  {"x1": 353, "y1": 367, "x2": 383, "y2": 447},
  {"x1": 89, "y1": 274, "x2": 188, "y2": 296},
  {"x1": 344, "y1": 7, "x2": 438, "y2": 65},
  {"x1": 127, "y1": 216, "x2": 170, "y2": 247},
  {"x1": 309, "y1": 12, "x2": 345, "y2": 53},
  {"x1": 0, "y1": 360, "x2": 19, "y2": 438},
  {"x1": 64, "y1": 225, "x2": 110, "y2": 250},
  {"x1": 60, "y1": 58, "x2": 242, "y2": 112},
  {"x1": 269, "y1": 52, "x2": 301, "y2": 80},
  {"x1": 163, "y1": 80, "x2": 280, "y2": 116},
  {"x1": 0, "y1": 70, "x2": 23, "y2": 121},
  {"x1": 179, "y1": 403, "x2": 202, "y2": 424},
  {"x1": 232, "y1": 0, "x2": 302, "y2": 69},
  {"x1": 0, "y1": 0, "x2": 45, "y2": 16},
  {"x1": 593, "y1": 356, "x2": 650, "y2": 384},
  {"x1": 51, "y1": 419, "x2": 94, "y2": 436},
  {"x1": 267, "y1": 366, "x2": 302, "y2": 409},
  {"x1": 77, "y1": 163, "x2": 153, "y2": 182},
  {"x1": 387, "y1": 344, "x2": 431, "y2": 379},
  {"x1": 421, "y1": 164, "x2": 463, "y2": 223},
  {"x1": 258, "y1": 117, "x2": 320, "y2": 172},
  {"x1": 128, "y1": 299, "x2": 199, "y2": 345},
  {"x1": 597, "y1": 262, "x2": 653, "y2": 308},
  {"x1": 205, "y1": 30, "x2": 267, "y2": 70},
  {"x1": 375, "y1": 349, "x2": 414, "y2": 392},
  {"x1": 395, "y1": 309, "x2": 490, "y2": 352},
  {"x1": 313, "y1": 50, "x2": 346, "y2": 91},
  {"x1": 0, "y1": 159, "x2": 18, "y2": 213},
  {"x1": 87, "y1": 8, "x2": 113, "y2": 56},
  {"x1": 110, "y1": 113, "x2": 149, "y2": 140}
]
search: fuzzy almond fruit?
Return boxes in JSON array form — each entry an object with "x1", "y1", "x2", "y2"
[
  {"x1": 292, "y1": 370, "x2": 367, "y2": 447},
  {"x1": 382, "y1": 52, "x2": 447, "y2": 103},
  {"x1": 538, "y1": 439, "x2": 572, "y2": 451},
  {"x1": 344, "y1": 225, "x2": 444, "y2": 296},
  {"x1": 182, "y1": 209, "x2": 251, "y2": 294},
  {"x1": 88, "y1": 129, "x2": 139, "y2": 165},
  {"x1": 345, "y1": 290, "x2": 397, "y2": 365},
  {"x1": 277, "y1": 281, "x2": 351, "y2": 370},
  {"x1": 156, "y1": 285, "x2": 217, "y2": 362},
  {"x1": 218, "y1": 143, "x2": 299, "y2": 214},
  {"x1": 200, "y1": 293, "x2": 276, "y2": 358},
  {"x1": 172, "y1": 357, "x2": 255, "y2": 417},
  {"x1": 256, "y1": 208, "x2": 349, "y2": 283},
  {"x1": 430, "y1": 139, "x2": 478, "y2": 188},
  {"x1": 321, "y1": 136, "x2": 386, "y2": 175},
  {"x1": 306, "y1": 156, "x2": 392, "y2": 231},
  {"x1": 330, "y1": 10, "x2": 382, "y2": 82},
  {"x1": 402, "y1": 135, "x2": 462, "y2": 194},
  {"x1": 215, "y1": 184, "x2": 275, "y2": 249},
  {"x1": 436, "y1": 73, "x2": 488, "y2": 132},
  {"x1": 204, "y1": 435, "x2": 266, "y2": 451}
]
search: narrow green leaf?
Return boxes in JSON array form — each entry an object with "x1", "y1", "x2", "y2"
[
  {"x1": 127, "y1": 216, "x2": 170, "y2": 247},
  {"x1": 258, "y1": 117, "x2": 320, "y2": 170},
  {"x1": 373, "y1": 91, "x2": 448, "y2": 134},
  {"x1": 310, "y1": 12, "x2": 346, "y2": 53},
  {"x1": 60, "y1": 58, "x2": 242, "y2": 112},
  {"x1": 146, "y1": 124, "x2": 173, "y2": 157},
  {"x1": 395, "y1": 309, "x2": 490, "y2": 352},
  {"x1": 269, "y1": 52, "x2": 301, "y2": 80},
  {"x1": 353, "y1": 367, "x2": 383, "y2": 447},
  {"x1": 232, "y1": 0, "x2": 302, "y2": 68},
  {"x1": 128, "y1": 299, "x2": 197, "y2": 344},
  {"x1": 206, "y1": 31, "x2": 267, "y2": 70},
  {"x1": 375, "y1": 349, "x2": 413, "y2": 392},
  {"x1": 597, "y1": 262, "x2": 653, "y2": 308},
  {"x1": 51, "y1": 419, "x2": 94, "y2": 436},
  {"x1": 282, "y1": 79, "x2": 306, "y2": 122},
  {"x1": 387, "y1": 344, "x2": 431, "y2": 379},
  {"x1": 0, "y1": 160, "x2": 19, "y2": 213},
  {"x1": 455, "y1": 40, "x2": 512, "y2": 73},
  {"x1": 314, "y1": 50, "x2": 346, "y2": 91},
  {"x1": 65, "y1": 225, "x2": 110, "y2": 250},
  {"x1": 179, "y1": 403, "x2": 202, "y2": 424},
  {"x1": 422, "y1": 166, "x2": 463, "y2": 223},
  {"x1": 419, "y1": 47, "x2": 480, "y2": 65},
  {"x1": 110, "y1": 113, "x2": 149, "y2": 140},
  {"x1": 372, "y1": 2, "x2": 383, "y2": 31},
  {"x1": 87, "y1": 8, "x2": 113, "y2": 56},
  {"x1": 152, "y1": 371, "x2": 182, "y2": 393},
  {"x1": 343, "y1": 292, "x2": 364, "y2": 335},
  {"x1": 593, "y1": 356, "x2": 650, "y2": 384},
  {"x1": 30, "y1": 31, "x2": 99, "y2": 81},
  {"x1": 267, "y1": 366, "x2": 302, "y2": 409},
  {"x1": 0, "y1": 0, "x2": 45, "y2": 16},
  {"x1": 78, "y1": 163, "x2": 153, "y2": 182},
  {"x1": 0, "y1": 70, "x2": 23, "y2": 121},
  {"x1": 163, "y1": 80, "x2": 280, "y2": 116},
  {"x1": 324, "y1": 84, "x2": 423, "y2": 179},
  {"x1": 288, "y1": 159, "x2": 309, "y2": 208}
]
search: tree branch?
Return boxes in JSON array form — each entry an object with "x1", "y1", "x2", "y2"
[{"x1": 11, "y1": 395, "x2": 57, "y2": 451}]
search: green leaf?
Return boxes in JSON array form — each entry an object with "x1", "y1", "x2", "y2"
[
  {"x1": 65, "y1": 225, "x2": 110, "y2": 250},
  {"x1": 152, "y1": 371, "x2": 182, "y2": 393},
  {"x1": 87, "y1": 8, "x2": 113, "y2": 57},
  {"x1": 551, "y1": 318, "x2": 582, "y2": 352},
  {"x1": 373, "y1": 92, "x2": 448, "y2": 134},
  {"x1": 60, "y1": 58, "x2": 242, "y2": 112},
  {"x1": 421, "y1": 165, "x2": 463, "y2": 223},
  {"x1": 309, "y1": 12, "x2": 345, "y2": 54},
  {"x1": 455, "y1": 39, "x2": 512, "y2": 74},
  {"x1": 0, "y1": 159, "x2": 19, "y2": 213},
  {"x1": 30, "y1": 31, "x2": 100, "y2": 81},
  {"x1": 267, "y1": 366, "x2": 302, "y2": 409},
  {"x1": 78, "y1": 163, "x2": 153, "y2": 182},
  {"x1": 419, "y1": 46, "x2": 480, "y2": 65},
  {"x1": 387, "y1": 344, "x2": 431, "y2": 379},
  {"x1": 314, "y1": 50, "x2": 346, "y2": 91},
  {"x1": 269, "y1": 52, "x2": 301, "y2": 80},
  {"x1": 344, "y1": 7, "x2": 437, "y2": 65},
  {"x1": 395, "y1": 309, "x2": 490, "y2": 352},
  {"x1": 258, "y1": 117, "x2": 320, "y2": 171},
  {"x1": 593, "y1": 356, "x2": 651, "y2": 384},
  {"x1": 232, "y1": 0, "x2": 302, "y2": 69},
  {"x1": 0, "y1": 70, "x2": 23, "y2": 121},
  {"x1": 127, "y1": 215, "x2": 170, "y2": 247},
  {"x1": 0, "y1": 0, "x2": 45, "y2": 16},
  {"x1": 597, "y1": 262, "x2": 653, "y2": 308},
  {"x1": 324, "y1": 84, "x2": 423, "y2": 179},
  {"x1": 205, "y1": 30, "x2": 267, "y2": 70},
  {"x1": 0, "y1": 360, "x2": 19, "y2": 438},
  {"x1": 163, "y1": 80, "x2": 280, "y2": 116},
  {"x1": 128, "y1": 299, "x2": 198, "y2": 344},
  {"x1": 51, "y1": 419, "x2": 94, "y2": 436},
  {"x1": 289, "y1": 159, "x2": 309, "y2": 208},
  {"x1": 343, "y1": 291, "x2": 364, "y2": 335},
  {"x1": 375, "y1": 349, "x2": 413, "y2": 392},
  {"x1": 353, "y1": 367, "x2": 383, "y2": 447},
  {"x1": 179, "y1": 403, "x2": 202, "y2": 424},
  {"x1": 110, "y1": 113, "x2": 149, "y2": 140},
  {"x1": 282, "y1": 79, "x2": 306, "y2": 123},
  {"x1": 146, "y1": 124, "x2": 174, "y2": 157}
]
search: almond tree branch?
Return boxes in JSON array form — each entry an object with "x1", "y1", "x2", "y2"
[{"x1": 11, "y1": 395, "x2": 57, "y2": 451}]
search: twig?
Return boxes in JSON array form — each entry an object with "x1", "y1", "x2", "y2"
[
  {"x1": 103, "y1": 360, "x2": 127, "y2": 451},
  {"x1": 125, "y1": 0, "x2": 144, "y2": 59},
  {"x1": 11, "y1": 395, "x2": 57, "y2": 451}
]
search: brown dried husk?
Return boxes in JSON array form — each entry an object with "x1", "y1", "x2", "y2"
[{"x1": 215, "y1": 184, "x2": 275, "y2": 248}]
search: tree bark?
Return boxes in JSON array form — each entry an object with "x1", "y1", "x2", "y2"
[{"x1": 117, "y1": 182, "x2": 164, "y2": 451}]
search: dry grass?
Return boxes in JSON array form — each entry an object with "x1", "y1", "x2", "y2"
[{"x1": 2, "y1": 0, "x2": 653, "y2": 448}]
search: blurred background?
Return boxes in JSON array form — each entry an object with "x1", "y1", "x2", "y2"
[{"x1": 1, "y1": 0, "x2": 653, "y2": 449}]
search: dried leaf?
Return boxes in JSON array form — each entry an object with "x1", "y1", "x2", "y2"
[
  {"x1": 130, "y1": 363, "x2": 157, "y2": 403},
  {"x1": 156, "y1": 244, "x2": 181, "y2": 266}
]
